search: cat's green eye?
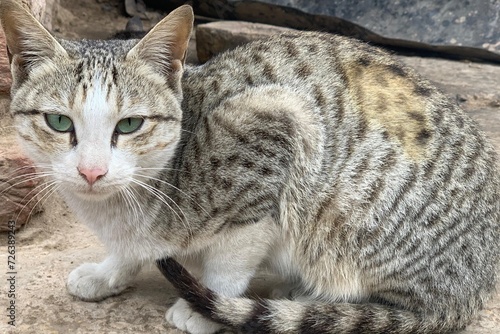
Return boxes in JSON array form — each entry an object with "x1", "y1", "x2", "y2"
[
  {"x1": 45, "y1": 114, "x2": 74, "y2": 132},
  {"x1": 115, "y1": 117, "x2": 144, "y2": 134}
]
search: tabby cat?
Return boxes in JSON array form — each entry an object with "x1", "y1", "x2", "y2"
[{"x1": 1, "y1": 0, "x2": 499, "y2": 333}]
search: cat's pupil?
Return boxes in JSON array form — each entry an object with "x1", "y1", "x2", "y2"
[{"x1": 115, "y1": 117, "x2": 143, "y2": 135}]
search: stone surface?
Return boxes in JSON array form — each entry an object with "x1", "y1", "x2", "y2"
[
  {"x1": 21, "y1": 0, "x2": 59, "y2": 32},
  {"x1": 213, "y1": 0, "x2": 500, "y2": 52},
  {"x1": 0, "y1": 0, "x2": 59, "y2": 226},
  {"x1": 0, "y1": 28, "x2": 10, "y2": 94},
  {"x1": 177, "y1": 0, "x2": 500, "y2": 62},
  {"x1": 0, "y1": 135, "x2": 42, "y2": 232},
  {"x1": 0, "y1": 0, "x2": 59, "y2": 93},
  {"x1": 196, "y1": 21, "x2": 293, "y2": 63}
]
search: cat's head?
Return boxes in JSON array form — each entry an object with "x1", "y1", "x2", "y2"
[{"x1": 0, "y1": 0, "x2": 193, "y2": 200}]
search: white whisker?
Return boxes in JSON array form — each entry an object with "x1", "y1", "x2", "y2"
[
  {"x1": 120, "y1": 185, "x2": 146, "y2": 225},
  {"x1": 180, "y1": 129, "x2": 196, "y2": 135},
  {"x1": 38, "y1": 183, "x2": 62, "y2": 212},
  {"x1": 0, "y1": 172, "x2": 56, "y2": 196},
  {"x1": 133, "y1": 178, "x2": 190, "y2": 223},
  {"x1": 118, "y1": 186, "x2": 140, "y2": 222},
  {"x1": 137, "y1": 166, "x2": 193, "y2": 175},
  {"x1": 134, "y1": 173, "x2": 211, "y2": 218},
  {"x1": 3, "y1": 164, "x2": 51, "y2": 178},
  {"x1": 129, "y1": 178, "x2": 190, "y2": 231},
  {"x1": 125, "y1": 186, "x2": 154, "y2": 234},
  {"x1": 127, "y1": 185, "x2": 146, "y2": 218},
  {"x1": 14, "y1": 179, "x2": 61, "y2": 225}
]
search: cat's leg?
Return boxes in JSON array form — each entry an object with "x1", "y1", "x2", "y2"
[
  {"x1": 166, "y1": 219, "x2": 277, "y2": 334},
  {"x1": 67, "y1": 253, "x2": 143, "y2": 301}
]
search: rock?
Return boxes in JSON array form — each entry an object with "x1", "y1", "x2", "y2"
[
  {"x1": 0, "y1": 0, "x2": 59, "y2": 94},
  {"x1": 22, "y1": 0, "x2": 60, "y2": 32},
  {"x1": 173, "y1": 0, "x2": 500, "y2": 63},
  {"x1": 0, "y1": 29, "x2": 10, "y2": 94},
  {"x1": 0, "y1": 1, "x2": 56, "y2": 229},
  {"x1": 0, "y1": 134, "x2": 43, "y2": 232},
  {"x1": 196, "y1": 21, "x2": 294, "y2": 63}
]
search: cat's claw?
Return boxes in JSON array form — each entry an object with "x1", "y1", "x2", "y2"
[
  {"x1": 67, "y1": 262, "x2": 127, "y2": 301},
  {"x1": 166, "y1": 298, "x2": 228, "y2": 334}
]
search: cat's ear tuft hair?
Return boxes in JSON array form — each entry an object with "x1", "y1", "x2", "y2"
[
  {"x1": 126, "y1": 5, "x2": 194, "y2": 80},
  {"x1": 0, "y1": 0, "x2": 68, "y2": 88}
]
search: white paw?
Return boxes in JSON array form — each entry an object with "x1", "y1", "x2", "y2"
[
  {"x1": 67, "y1": 263, "x2": 127, "y2": 301},
  {"x1": 166, "y1": 298, "x2": 226, "y2": 334}
]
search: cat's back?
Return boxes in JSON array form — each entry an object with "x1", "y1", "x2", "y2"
[
  {"x1": 184, "y1": 31, "x2": 464, "y2": 144},
  {"x1": 183, "y1": 31, "x2": 498, "y2": 170},
  {"x1": 182, "y1": 30, "x2": 499, "y2": 232},
  {"x1": 183, "y1": 31, "x2": 433, "y2": 116}
]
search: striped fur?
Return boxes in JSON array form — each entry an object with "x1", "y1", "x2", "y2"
[
  {"x1": 158, "y1": 258, "x2": 443, "y2": 333},
  {"x1": 1, "y1": 1, "x2": 499, "y2": 333}
]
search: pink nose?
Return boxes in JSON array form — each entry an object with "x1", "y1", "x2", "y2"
[{"x1": 77, "y1": 167, "x2": 107, "y2": 185}]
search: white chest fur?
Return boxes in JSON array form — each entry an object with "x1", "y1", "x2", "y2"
[{"x1": 61, "y1": 191, "x2": 176, "y2": 262}]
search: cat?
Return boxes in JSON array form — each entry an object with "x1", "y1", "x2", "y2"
[{"x1": 1, "y1": 0, "x2": 499, "y2": 333}]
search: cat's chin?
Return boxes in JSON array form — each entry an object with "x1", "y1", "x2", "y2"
[{"x1": 70, "y1": 188, "x2": 116, "y2": 201}]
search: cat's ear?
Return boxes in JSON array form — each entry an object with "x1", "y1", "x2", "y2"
[
  {"x1": 126, "y1": 5, "x2": 194, "y2": 86},
  {"x1": 0, "y1": 0, "x2": 68, "y2": 89}
]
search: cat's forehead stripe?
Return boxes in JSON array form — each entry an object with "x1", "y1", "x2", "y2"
[
  {"x1": 67, "y1": 50, "x2": 122, "y2": 118},
  {"x1": 76, "y1": 54, "x2": 119, "y2": 84}
]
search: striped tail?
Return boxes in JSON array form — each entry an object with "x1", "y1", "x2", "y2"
[{"x1": 157, "y1": 258, "x2": 462, "y2": 334}]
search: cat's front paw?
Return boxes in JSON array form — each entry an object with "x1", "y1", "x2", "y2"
[
  {"x1": 166, "y1": 298, "x2": 228, "y2": 334},
  {"x1": 67, "y1": 263, "x2": 127, "y2": 301}
]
